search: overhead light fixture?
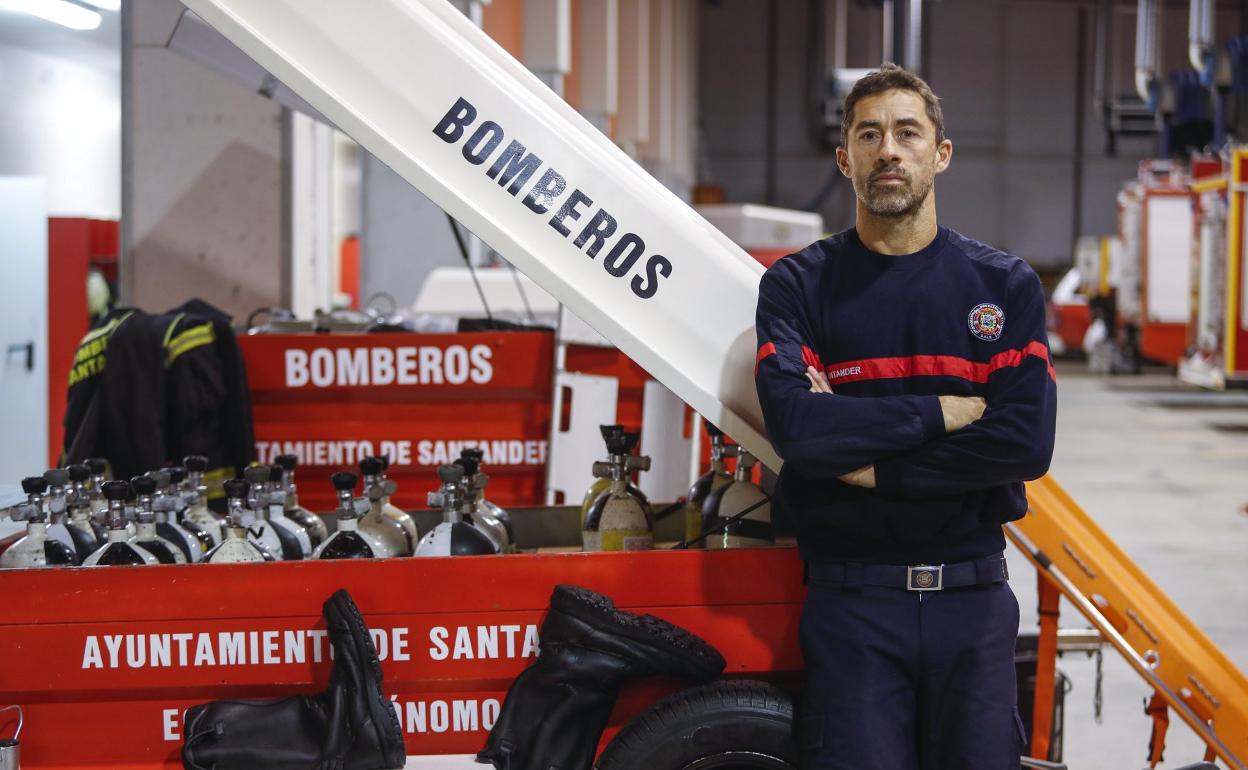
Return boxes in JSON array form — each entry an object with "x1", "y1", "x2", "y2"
[
  {"x1": 0, "y1": 0, "x2": 102, "y2": 29},
  {"x1": 76, "y1": 0, "x2": 120, "y2": 11}
]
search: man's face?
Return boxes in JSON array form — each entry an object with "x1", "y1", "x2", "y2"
[{"x1": 836, "y1": 88, "x2": 952, "y2": 218}]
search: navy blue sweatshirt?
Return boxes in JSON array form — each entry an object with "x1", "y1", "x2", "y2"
[{"x1": 754, "y1": 226, "x2": 1056, "y2": 565}]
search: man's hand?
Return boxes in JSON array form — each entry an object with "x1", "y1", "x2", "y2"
[
  {"x1": 939, "y1": 395, "x2": 986, "y2": 432},
  {"x1": 807, "y1": 367, "x2": 981, "y2": 482},
  {"x1": 838, "y1": 465, "x2": 876, "y2": 488},
  {"x1": 806, "y1": 366, "x2": 833, "y2": 393}
]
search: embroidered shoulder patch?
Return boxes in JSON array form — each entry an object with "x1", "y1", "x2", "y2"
[{"x1": 968, "y1": 303, "x2": 1005, "y2": 342}]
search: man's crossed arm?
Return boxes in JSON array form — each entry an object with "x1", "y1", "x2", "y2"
[
  {"x1": 803, "y1": 365, "x2": 986, "y2": 489},
  {"x1": 755, "y1": 258, "x2": 1056, "y2": 497}
]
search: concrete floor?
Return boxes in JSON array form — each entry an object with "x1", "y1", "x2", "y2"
[{"x1": 1003, "y1": 364, "x2": 1248, "y2": 770}]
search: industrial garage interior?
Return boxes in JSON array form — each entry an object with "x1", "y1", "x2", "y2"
[{"x1": 0, "y1": 0, "x2": 1246, "y2": 769}]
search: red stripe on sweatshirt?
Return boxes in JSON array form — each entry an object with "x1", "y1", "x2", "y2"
[
  {"x1": 755, "y1": 342, "x2": 777, "y2": 376},
  {"x1": 800, "y1": 345, "x2": 824, "y2": 371},
  {"x1": 823, "y1": 341, "x2": 1055, "y2": 385},
  {"x1": 755, "y1": 343, "x2": 823, "y2": 377}
]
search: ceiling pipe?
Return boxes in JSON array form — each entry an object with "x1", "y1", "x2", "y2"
[
  {"x1": 902, "y1": 0, "x2": 922, "y2": 74},
  {"x1": 1133, "y1": 0, "x2": 1160, "y2": 106},
  {"x1": 1187, "y1": 0, "x2": 1214, "y2": 81},
  {"x1": 831, "y1": 0, "x2": 847, "y2": 72},
  {"x1": 881, "y1": 0, "x2": 894, "y2": 64},
  {"x1": 1092, "y1": 0, "x2": 1111, "y2": 111}
]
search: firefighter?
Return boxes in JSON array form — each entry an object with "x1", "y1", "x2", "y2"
[{"x1": 754, "y1": 63, "x2": 1057, "y2": 768}]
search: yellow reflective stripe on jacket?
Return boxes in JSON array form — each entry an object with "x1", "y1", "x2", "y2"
[
  {"x1": 203, "y1": 465, "x2": 232, "y2": 500},
  {"x1": 165, "y1": 322, "x2": 215, "y2": 366},
  {"x1": 162, "y1": 312, "x2": 186, "y2": 348},
  {"x1": 78, "y1": 311, "x2": 134, "y2": 346}
]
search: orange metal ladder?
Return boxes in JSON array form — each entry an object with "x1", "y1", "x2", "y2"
[{"x1": 1009, "y1": 475, "x2": 1247, "y2": 769}]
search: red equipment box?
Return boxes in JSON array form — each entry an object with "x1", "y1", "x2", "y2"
[
  {"x1": 0, "y1": 548, "x2": 805, "y2": 767},
  {"x1": 239, "y1": 331, "x2": 556, "y2": 512}
]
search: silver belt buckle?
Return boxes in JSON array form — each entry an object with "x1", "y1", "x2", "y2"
[{"x1": 907, "y1": 565, "x2": 943, "y2": 591}]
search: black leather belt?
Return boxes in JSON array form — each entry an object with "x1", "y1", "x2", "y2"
[{"x1": 807, "y1": 554, "x2": 1009, "y2": 592}]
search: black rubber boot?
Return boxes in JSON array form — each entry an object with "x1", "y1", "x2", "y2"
[
  {"x1": 181, "y1": 589, "x2": 405, "y2": 770},
  {"x1": 477, "y1": 584, "x2": 725, "y2": 770}
]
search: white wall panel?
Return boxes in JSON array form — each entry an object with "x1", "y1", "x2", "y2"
[
  {"x1": 0, "y1": 45, "x2": 120, "y2": 218},
  {"x1": 0, "y1": 178, "x2": 49, "y2": 482}
]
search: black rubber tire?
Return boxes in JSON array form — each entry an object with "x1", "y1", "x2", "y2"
[{"x1": 595, "y1": 680, "x2": 798, "y2": 770}]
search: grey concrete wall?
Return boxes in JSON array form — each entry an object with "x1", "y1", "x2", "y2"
[
  {"x1": 359, "y1": 153, "x2": 464, "y2": 313},
  {"x1": 122, "y1": 0, "x2": 283, "y2": 321},
  {"x1": 698, "y1": 0, "x2": 1243, "y2": 268},
  {"x1": 357, "y1": 0, "x2": 478, "y2": 312}
]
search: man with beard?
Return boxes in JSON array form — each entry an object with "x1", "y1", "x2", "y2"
[{"x1": 754, "y1": 63, "x2": 1056, "y2": 768}]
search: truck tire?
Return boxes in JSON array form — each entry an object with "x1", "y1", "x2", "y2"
[{"x1": 596, "y1": 680, "x2": 798, "y2": 769}]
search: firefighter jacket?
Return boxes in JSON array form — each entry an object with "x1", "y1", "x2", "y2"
[{"x1": 63, "y1": 300, "x2": 255, "y2": 489}]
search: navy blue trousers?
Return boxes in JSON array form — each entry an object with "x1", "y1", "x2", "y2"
[{"x1": 798, "y1": 579, "x2": 1025, "y2": 770}]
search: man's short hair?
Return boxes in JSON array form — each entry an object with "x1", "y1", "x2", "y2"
[{"x1": 841, "y1": 62, "x2": 946, "y2": 147}]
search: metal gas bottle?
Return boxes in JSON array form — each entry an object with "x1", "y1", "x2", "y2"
[
  {"x1": 180, "y1": 455, "x2": 226, "y2": 545},
  {"x1": 148, "y1": 470, "x2": 207, "y2": 562},
  {"x1": 580, "y1": 424, "x2": 649, "y2": 527},
  {"x1": 683, "y1": 422, "x2": 736, "y2": 545},
  {"x1": 356, "y1": 457, "x2": 413, "y2": 557},
  {"x1": 415, "y1": 465, "x2": 497, "y2": 557},
  {"x1": 701, "y1": 448, "x2": 773, "y2": 549},
  {"x1": 241, "y1": 466, "x2": 287, "y2": 559},
  {"x1": 39, "y1": 468, "x2": 81, "y2": 557},
  {"x1": 84, "y1": 457, "x2": 110, "y2": 519},
  {"x1": 262, "y1": 465, "x2": 313, "y2": 559},
  {"x1": 274, "y1": 454, "x2": 328, "y2": 548},
  {"x1": 0, "y1": 477, "x2": 78, "y2": 569},
  {"x1": 128, "y1": 475, "x2": 186, "y2": 565},
  {"x1": 82, "y1": 480, "x2": 160, "y2": 567},
  {"x1": 372, "y1": 455, "x2": 420, "y2": 552},
  {"x1": 459, "y1": 448, "x2": 514, "y2": 551},
  {"x1": 0, "y1": 704, "x2": 22, "y2": 770},
  {"x1": 314, "y1": 472, "x2": 389, "y2": 560},
  {"x1": 453, "y1": 453, "x2": 508, "y2": 553},
  {"x1": 582, "y1": 430, "x2": 654, "y2": 552},
  {"x1": 64, "y1": 463, "x2": 105, "y2": 557},
  {"x1": 163, "y1": 466, "x2": 215, "y2": 557},
  {"x1": 204, "y1": 479, "x2": 276, "y2": 564}
]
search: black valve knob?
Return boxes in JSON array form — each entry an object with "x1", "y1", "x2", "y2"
[
  {"x1": 600, "y1": 425, "x2": 630, "y2": 454},
  {"x1": 167, "y1": 466, "x2": 187, "y2": 484},
  {"x1": 244, "y1": 465, "x2": 270, "y2": 485},
  {"x1": 622, "y1": 432, "x2": 640, "y2": 453},
  {"x1": 223, "y1": 478, "x2": 249, "y2": 499},
  {"x1": 102, "y1": 480, "x2": 131, "y2": 501},
  {"x1": 461, "y1": 448, "x2": 484, "y2": 462},
  {"x1": 275, "y1": 454, "x2": 298, "y2": 471},
  {"x1": 268, "y1": 464, "x2": 284, "y2": 483},
  {"x1": 376, "y1": 454, "x2": 391, "y2": 471},
  {"x1": 67, "y1": 463, "x2": 90, "y2": 483},
  {"x1": 455, "y1": 455, "x2": 480, "y2": 476},
  {"x1": 331, "y1": 472, "x2": 358, "y2": 492},
  {"x1": 149, "y1": 470, "x2": 171, "y2": 489},
  {"x1": 437, "y1": 464, "x2": 464, "y2": 484},
  {"x1": 184, "y1": 456, "x2": 209, "y2": 472},
  {"x1": 130, "y1": 475, "x2": 157, "y2": 496},
  {"x1": 86, "y1": 457, "x2": 108, "y2": 475},
  {"x1": 44, "y1": 468, "x2": 70, "y2": 487},
  {"x1": 21, "y1": 476, "x2": 48, "y2": 495},
  {"x1": 359, "y1": 457, "x2": 383, "y2": 476}
]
